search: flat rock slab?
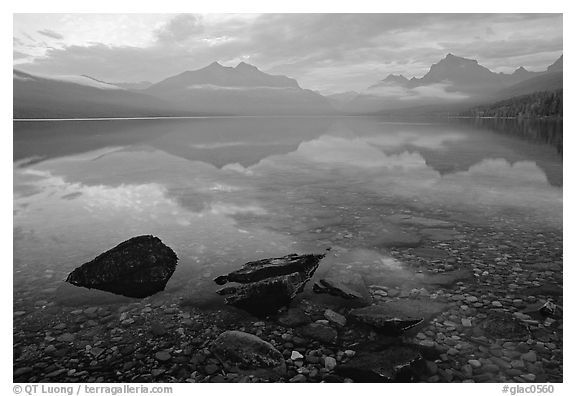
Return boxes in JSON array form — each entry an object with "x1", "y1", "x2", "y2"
[
  {"x1": 210, "y1": 331, "x2": 286, "y2": 379},
  {"x1": 65, "y1": 235, "x2": 178, "y2": 298},
  {"x1": 349, "y1": 299, "x2": 448, "y2": 335},
  {"x1": 214, "y1": 253, "x2": 323, "y2": 285},
  {"x1": 336, "y1": 346, "x2": 422, "y2": 382},
  {"x1": 215, "y1": 253, "x2": 325, "y2": 316}
]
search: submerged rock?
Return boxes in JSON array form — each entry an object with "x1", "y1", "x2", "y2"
[
  {"x1": 313, "y1": 278, "x2": 364, "y2": 300},
  {"x1": 214, "y1": 253, "x2": 323, "y2": 285},
  {"x1": 374, "y1": 230, "x2": 422, "y2": 248},
  {"x1": 385, "y1": 215, "x2": 454, "y2": 228},
  {"x1": 210, "y1": 331, "x2": 286, "y2": 379},
  {"x1": 349, "y1": 299, "x2": 447, "y2": 335},
  {"x1": 277, "y1": 308, "x2": 311, "y2": 328},
  {"x1": 215, "y1": 253, "x2": 325, "y2": 316},
  {"x1": 299, "y1": 323, "x2": 338, "y2": 344},
  {"x1": 350, "y1": 309, "x2": 422, "y2": 335},
  {"x1": 336, "y1": 346, "x2": 423, "y2": 382},
  {"x1": 324, "y1": 309, "x2": 347, "y2": 327},
  {"x1": 65, "y1": 235, "x2": 178, "y2": 298},
  {"x1": 478, "y1": 311, "x2": 530, "y2": 340},
  {"x1": 539, "y1": 301, "x2": 558, "y2": 318}
]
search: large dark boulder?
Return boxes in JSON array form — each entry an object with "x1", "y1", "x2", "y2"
[
  {"x1": 65, "y1": 235, "x2": 178, "y2": 298},
  {"x1": 210, "y1": 331, "x2": 286, "y2": 379},
  {"x1": 214, "y1": 253, "x2": 325, "y2": 316}
]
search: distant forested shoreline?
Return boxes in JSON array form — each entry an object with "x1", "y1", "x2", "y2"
[{"x1": 460, "y1": 90, "x2": 562, "y2": 119}]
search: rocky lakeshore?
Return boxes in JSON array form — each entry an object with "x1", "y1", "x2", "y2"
[{"x1": 13, "y1": 215, "x2": 562, "y2": 383}]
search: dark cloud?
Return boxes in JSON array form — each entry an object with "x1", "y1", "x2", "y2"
[
  {"x1": 15, "y1": 13, "x2": 563, "y2": 93},
  {"x1": 37, "y1": 29, "x2": 64, "y2": 40}
]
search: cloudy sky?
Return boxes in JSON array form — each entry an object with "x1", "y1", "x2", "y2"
[{"x1": 13, "y1": 13, "x2": 563, "y2": 94}]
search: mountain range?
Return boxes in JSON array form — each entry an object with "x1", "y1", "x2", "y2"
[
  {"x1": 338, "y1": 54, "x2": 562, "y2": 114},
  {"x1": 13, "y1": 54, "x2": 562, "y2": 118}
]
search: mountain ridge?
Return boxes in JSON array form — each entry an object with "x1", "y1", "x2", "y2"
[{"x1": 13, "y1": 54, "x2": 562, "y2": 118}]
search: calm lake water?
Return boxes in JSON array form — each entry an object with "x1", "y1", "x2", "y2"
[{"x1": 13, "y1": 117, "x2": 563, "y2": 309}]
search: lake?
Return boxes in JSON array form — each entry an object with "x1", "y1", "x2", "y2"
[
  {"x1": 13, "y1": 117, "x2": 563, "y2": 382},
  {"x1": 13, "y1": 117, "x2": 562, "y2": 306}
]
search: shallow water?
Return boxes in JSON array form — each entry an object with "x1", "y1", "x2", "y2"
[{"x1": 13, "y1": 117, "x2": 562, "y2": 309}]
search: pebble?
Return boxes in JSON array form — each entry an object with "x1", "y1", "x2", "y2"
[
  {"x1": 521, "y1": 351, "x2": 537, "y2": 362},
  {"x1": 502, "y1": 342, "x2": 516, "y2": 350},
  {"x1": 90, "y1": 347, "x2": 105, "y2": 358},
  {"x1": 483, "y1": 364, "x2": 500, "y2": 373},
  {"x1": 521, "y1": 373, "x2": 537, "y2": 382},
  {"x1": 511, "y1": 360, "x2": 525, "y2": 369},
  {"x1": 468, "y1": 359, "x2": 482, "y2": 368},
  {"x1": 151, "y1": 369, "x2": 164, "y2": 377},
  {"x1": 324, "y1": 309, "x2": 347, "y2": 327},
  {"x1": 84, "y1": 307, "x2": 98, "y2": 317},
  {"x1": 419, "y1": 340, "x2": 435, "y2": 348},
  {"x1": 491, "y1": 357, "x2": 511, "y2": 369},
  {"x1": 46, "y1": 368, "x2": 66, "y2": 378},
  {"x1": 14, "y1": 367, "x2": 33, "y2": 377},
  {"x1": 324, "y1": 356, "x2": 337, "y2": 371},
  {"x1": 57, "y1": 333, "x2": 74, "y2": 343},
  {"x1": 291, "y1": 351, "x2": 304, "y2": 360},
  {"x1": 290, "y1": 374, "x2": 307, "y2": 382},
  {"x1": 461, "y1": 318, "x2": 472, "y2": 327},
  {"x1": 306, "y1": 354, "x2": 320, "y2": 364},
  {"x1": 154, "y1": 351, "x2": 172, "y2": 362}
]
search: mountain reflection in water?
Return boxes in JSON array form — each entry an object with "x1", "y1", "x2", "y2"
[{"x1": 13, "y1": 117, "x2": 562, "y2": 306}]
